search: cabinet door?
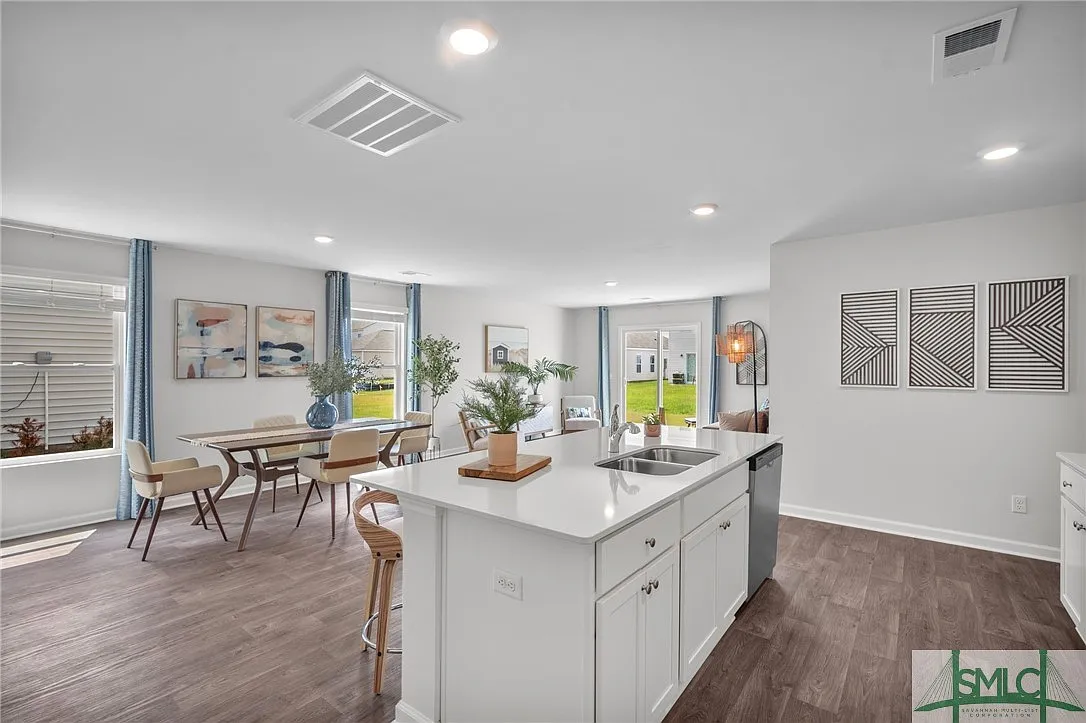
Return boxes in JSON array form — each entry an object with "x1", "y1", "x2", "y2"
[
  {"x1": 1061, "y1": 496, "x2": 1085, "y2": 629},
  {"x1": 596, "y1": 571, "x2": 644, "y2": 723},
  {"x1": 643, "y1": 547, "x2": 680, "y2": 723},
  {"x1": 680, "y1": 512, "x2": 723, "y2": 682},
  {"x1": 717, "y1": 494, "x2": 750, "y2": 622}
]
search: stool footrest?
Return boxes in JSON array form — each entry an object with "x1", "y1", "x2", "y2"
[{"x1": 361, "y1": 602, "x2": 403, "y2": 654}]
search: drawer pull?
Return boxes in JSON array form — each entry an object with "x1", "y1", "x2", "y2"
[
  {"x1": 719, "y1": 520, "x2": 732, "y2": 531},
  {"x1": 645, "y1": 537, "x2": 656, "y2": 548},
  {"x1": 1075, "y1": 521, "x2": 1086, "y2": 532},
  {"x1": 641, "y1": 583, "x2": 653, "y2": 596},
  {"x1": 1064, "y1": 481, "x2": 1074, "y2": 488}
]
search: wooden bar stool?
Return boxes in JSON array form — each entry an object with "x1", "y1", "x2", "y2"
[{"x1": 352, "y1": 490, "x2": 403, "y2": 695}]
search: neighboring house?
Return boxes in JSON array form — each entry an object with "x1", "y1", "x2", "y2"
[
  {"x1": 352, "y1": 324, "x2": 397, "y2": 370},
  {"x1": 666, "y1": 329, "x2": 697, "y2": 383},
  {"x1": 624, "y1": 331, "x2": 667, "y2": 382}
]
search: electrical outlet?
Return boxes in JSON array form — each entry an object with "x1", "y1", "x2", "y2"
[
  {"x1": 1012, "y1": 495, "x2": 1028, "y2": 514},
  {"x1": 493, "y1": 569, "x2": 522, "y2": 600}
]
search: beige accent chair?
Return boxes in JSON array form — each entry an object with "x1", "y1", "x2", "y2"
[
  {"x1": 352, "y1": 490, "x2": 404, "y2": 694},
  {"x1": 392, "y1": 411, "x2": 431, "y2": 465},
  {"x1": 458, "y1": 410, "x2": 494, "y2": 452},
  {"x1": 125, "y1": 440, "x2": 228, "y2": 561},
  {"x1": 560, "y1": 396, "x2": 603, "y2": 433},
  {"x1": 297, "y1": 428, "x2": 380, "y2": 539},
  {"x1": 253, "y1": 414, "x2": 323, "y2": 512}
]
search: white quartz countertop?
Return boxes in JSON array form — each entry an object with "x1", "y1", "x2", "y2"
[
  {"x1": 1060, "y1": 452, "x2": 1086, "y2": 478},
  {"x1": 353, "y1": 426, "x2": 783, "y2": 543}
]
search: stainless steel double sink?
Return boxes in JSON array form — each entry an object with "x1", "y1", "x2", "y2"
[{"x1": 595, "y1": 446, "x2": 720, "y2": 476}]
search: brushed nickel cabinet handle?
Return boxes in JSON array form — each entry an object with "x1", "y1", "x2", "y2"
[
  {"x1": 719, "y1": 519, "x2": 732, "y2": 531},
  {"x1": 645, "y1": 537, "x2": 656, "y2": 548},
  {"x1": 652, "y1": 579, "x2": 659, "y2": 590},
  {"x1": 642, "y1": 583, "x2": 654, "y2": 596},
  {"x1": 1064, "y1": 481, "x2": 1074, "y2": 488},
  {"x1": 1075, "y1": 521, "x2": 1086, "y2": 532}
]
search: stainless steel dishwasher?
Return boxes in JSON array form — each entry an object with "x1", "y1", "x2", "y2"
[{"x1": 748, "y1": 443, "x2": 783, "y2": 597}]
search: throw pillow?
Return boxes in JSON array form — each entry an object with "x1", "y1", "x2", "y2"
[
  {"x1": 717, "y1": 410, "x2": 754, "y2": 432},
  {"x1": 566, "y1": 407, "x2": 592, "y2": 419}
]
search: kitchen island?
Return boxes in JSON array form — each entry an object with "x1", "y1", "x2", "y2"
[{"x1": 354, "y1": 425, "x2": 783, "y2": 723}]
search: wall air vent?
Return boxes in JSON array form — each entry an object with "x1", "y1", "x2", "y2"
[
  {"x1": 933, "y1": 8, "x2": 1017, "y2": 83},
  {"x1": 295, "y1": 72, "x2": 459, "y2": 157}
]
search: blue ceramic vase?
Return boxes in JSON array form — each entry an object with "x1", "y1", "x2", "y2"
[{"x1": 306, "y1": 395, "x2": 339, "y2": 429}]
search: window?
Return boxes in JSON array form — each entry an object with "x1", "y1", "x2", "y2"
[
  {"x1": 1, "y1": 273, "x2": 125, "y2": 461},
  {"x1": 351, "y1": 308, "x2": 406, "y2": 419},
  {"x1": 649, "y1": 354, "x2": 656, "y2": 373},
  {"x1": 635, "y1": 354, "x2": 642, "y2": 373}
]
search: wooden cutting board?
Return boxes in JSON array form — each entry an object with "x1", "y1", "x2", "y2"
[{"x1": 458, "y1": 454, "x2": 552, "y2": 482}]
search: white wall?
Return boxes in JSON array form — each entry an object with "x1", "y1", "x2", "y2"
[
  {"x1": 720, "y1": 292, "x2": 771, "y2": 415},
  {"x1": 0, "y1": 226, "x2": 412, "y2": 539},
  {"x1": 419, "y1": 285, "x2": 575, "y2": 449},
  {"x1": 772, "y1": 202, "x2": 1085, "y2": 559}
]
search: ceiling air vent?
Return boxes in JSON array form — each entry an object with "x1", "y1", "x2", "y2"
[
  {"x1": 932, "y1": 8, "x2": 1017, "y2": 83},
  {"x1": 296, "y1": 72, "x2": 459, "y2": 157}
]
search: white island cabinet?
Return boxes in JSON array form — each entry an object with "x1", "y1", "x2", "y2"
[
  {"x1": 356, "y1": 426, "x2": 782, "y2": 723},
  {"x1": 1060, "y1": 452, "x2": 1086, "y2": 640}
]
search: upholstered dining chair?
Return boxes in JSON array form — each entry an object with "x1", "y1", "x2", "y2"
[
  {"x1": 352, "y1": 490, "x2": 404, "y2": 695},
  {"x1": 391, "y1": 411, "x2": 431, "y2": 465},
  {"x1": 560, "y1": 396, "x2": 603, "y2": 433},
  {"x1": 124, "y1": 440, "x2": 228, "y2": 561},
  {"x1": 253, "y1": 414, "x2": 323, "y2": 512},
  {"x1": 297, "y1": 428, "x2": 380, "y2": 539}
]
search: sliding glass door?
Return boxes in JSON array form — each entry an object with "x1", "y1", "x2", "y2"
[{"x1": 622, "y1": 326, "x2": 698, "y2": 426}]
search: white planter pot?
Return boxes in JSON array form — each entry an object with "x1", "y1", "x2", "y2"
[{"x1": 528, "y1": 394, "x2": 543, "y2": 405}]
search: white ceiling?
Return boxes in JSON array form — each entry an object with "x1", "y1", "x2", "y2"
[{"x1": 3, "y1": 2, "x2": 1083, "y2": 308}]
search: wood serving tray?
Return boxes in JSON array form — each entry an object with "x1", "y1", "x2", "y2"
[{"x1": 458, "y1": 454, "x2": 552, "y2": 482}]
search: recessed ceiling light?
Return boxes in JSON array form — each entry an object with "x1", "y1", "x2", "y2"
[
  {"x1": 691, "y1": 204, "x2": 718, "y2": 217},
  {"x1": 981, "y1": 146, "x2": 1019, "y2": 161},
  {"x1": 314, "y1": 235, "x2": 334, "y2": 244},
  {"x1": 604, "y1": 281, "x2": 619, "y2": 287},
  {"x1": 449, "y1": 23, "x2": 498, "y2": 55}
]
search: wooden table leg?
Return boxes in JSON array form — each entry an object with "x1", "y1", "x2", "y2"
[
  {"x1": 236, "y1": 449, "x2": 266, "y2": 552},
  {"x1": 378, "y1": 429, "x2": 405, "y2": 468},
  {"x1": 191, "y1": 448, "x2": 242, "y2": 525}
]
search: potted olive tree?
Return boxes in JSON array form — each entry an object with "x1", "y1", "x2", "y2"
[
  {"x1": 458, "y1": 374, "x2": 537, "y2": 466},
  {"x1": 305, "y1": 355, "x2": 382, "y2": 429},
  {"x1": 407, "y1": 334, "x2": 461, "y2": 453},
  {"x1": 501, "y1": 357, "x2": 578, "y2": 404}
]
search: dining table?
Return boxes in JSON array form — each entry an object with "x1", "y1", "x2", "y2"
[{"x1": 177, "y1": 417, "x2": 430, "y2": 551}]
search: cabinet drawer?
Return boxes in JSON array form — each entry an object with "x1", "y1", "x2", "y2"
[
  {"x1": 682, "y1": 464, "x2": 748, "y2": 534},
  {"x1": 597, "y1": 502, "x2": 680, "y2": 595},
  {"x1": 1062, "y1": 464, "x2": 1086, "y2": 511}
]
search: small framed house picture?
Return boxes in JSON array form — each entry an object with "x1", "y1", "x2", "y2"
[{"x1": 485, "y1": 325, "x2": 528, "y2": 372}]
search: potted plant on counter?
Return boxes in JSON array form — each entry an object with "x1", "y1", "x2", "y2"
[
  {"x1": 501, "y1": 357, "x2": 578, "y2": 404},
  {"x1": 458, "y1": 374, "x2": 537, "y2": 466},
  {"x1": 642, "y1": 411, "x2": 661, "y2": 438},
  {"x1": 305, "y1": 355, "x2": 382, "y2": 429}
]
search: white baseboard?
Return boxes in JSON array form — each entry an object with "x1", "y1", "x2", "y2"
[
  {"x1": 1, "y1": 510, "x2": 116, "y2": 541},
  {"x1": 779, "y1": 503, "x2": 1059, "y2": 563},
  {"x1": 0, "y1": 478, "x2": 307, "y2": 542},
  {"x1": 394, "y1": 701, "x2": 434, "y2": 723}
]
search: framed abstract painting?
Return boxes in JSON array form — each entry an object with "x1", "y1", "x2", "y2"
[
  {"x1": 256, "y1": 306, "x2": 315, "y2": 377},
  {"x1": 175, "y1": 299, "x2": 247, "y2": 379}
]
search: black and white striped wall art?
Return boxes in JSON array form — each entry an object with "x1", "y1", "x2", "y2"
[
  {"x1": 987, "y1": 276, "x2": 1068, "y2": 392},
  {"x1": 841, "y1": 289, "x2": 898, "y2": 387},
  {"x1": 908, "y1": 284, "x2": 977, "y2": 390}
]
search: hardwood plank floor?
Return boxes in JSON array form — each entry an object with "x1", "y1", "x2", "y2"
[
  {"x1": 2, "y1": 505, "x2": 1080, "y2": 723},
  {"x1": 1, "y1": 490, "x2": 402, "y2": 723},
  {"x1": 665, "y1": 517, "x2": 1083, "y2": 723}
]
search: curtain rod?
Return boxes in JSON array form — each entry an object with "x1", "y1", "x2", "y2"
[{"x1": 1, "y1": 219, "x2": 131, "y2": 248}]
